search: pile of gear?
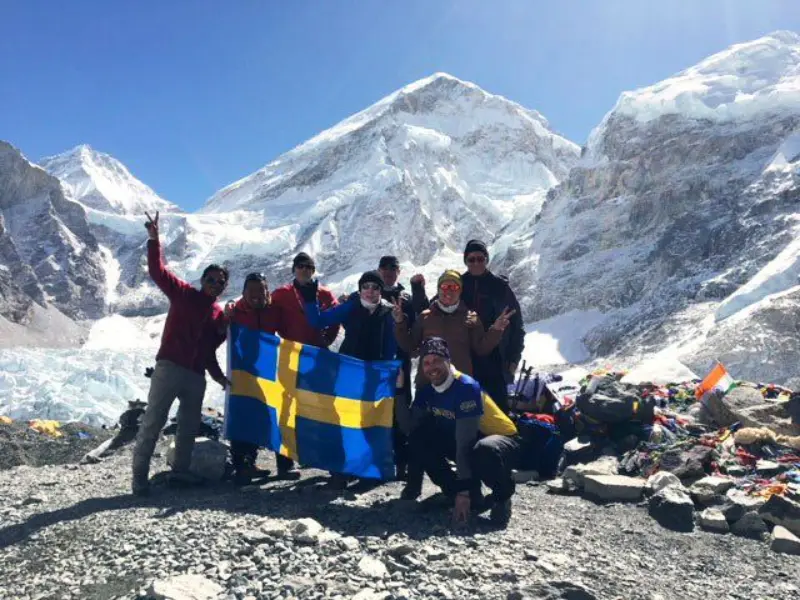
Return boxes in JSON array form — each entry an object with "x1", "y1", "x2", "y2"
[{"x1": 507, "y1": 364, "x2": 800, "y2": 555}]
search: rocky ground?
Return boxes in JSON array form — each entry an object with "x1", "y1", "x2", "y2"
[
  {"x1": 0, "y1": 420, "x2": 110, "y2": 470},
  {"x1": 0, "y1": 440, "x2": 798, "y2": 600}
]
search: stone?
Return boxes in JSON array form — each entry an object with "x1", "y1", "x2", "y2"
[
  {"x1": 165, "y1": 437, "x2": 227, "y2": 481},
  {"x1": 698, "y1": 508, "x2": 729, "y2": 533},
  {"x1": 352, "y1": 590, "x2": 391, "y2": 600},
  {"x1": 723, "y1": 465, "x2": 747, "y2": 477},
  {"x1": 423, "y1": 547, "x2": 447, "y2": 561},
  {"x1": 545, "y1": 478, "x2": 572, "y2": 494},
  {"x1": 689, "y1": 476, "x2": 735, "y2": 505},
  {"x1": 241, "y1": 530, "x2": 271, "y2": 545},
  {"x1": 705, "y1": 387, "x2": 800, "y2": 436},
  {"x1": 657, "y1": 445, "x2": 713, "y2": 480},
  {"x1": 260, "y1": 520, "x2": 288, "y2": 538},
  {"x1": 731, "y1": 512, "x2": 769, "y2": 540},
  {"x1": 724, "y1": 488, "x2": 766, "y2": 519},
  {"x1": 583, "y1": 474, "x2": 645, "y2": 502},
  {"x1": 288, "y1": 518, "x2": 323, "y2": 544},
  {"x1": 520, "y1": 581, "x2": 598, "y2": 600},
  {"x1": 147, "y1": 574, "x2": 224, "y2": 600},
  {"x1": 648, "y1": 486, "x2": 695, "y2": 532},
  {"x1": 20, "y1": 494, "x2": 48, "y2": 506},
  {"x1": 358, "y1": 556, "x2": 389, "y2": 579},
  {"x1": 562, "y1": 456, "x2": 619, "y2": 489},
  {"x1": 338, "y1": 536, "x2": 361, "y2": 551},
  {"x1": 386, "y1": 542, "x2": 415, "y2": 557},
  {"x1": 755, "y1": 460, "x2": 782, "y2": 477},
  {"x1": 771, "y1": 526, "x2": 800, "y2": 555},
  {"x1": 759, "y1": 494, "x2": 800, "y2": 536},
  {"x1": 644, "y1": 472, "x2": 683, "y2": 496}
]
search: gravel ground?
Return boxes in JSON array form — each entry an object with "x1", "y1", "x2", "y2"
[
  {"x1": 0, "y1": 420, "x2": 111, "y2": 470},
  {"x1": 0, "y1": 441, "x2": 798, "y2": 600}
]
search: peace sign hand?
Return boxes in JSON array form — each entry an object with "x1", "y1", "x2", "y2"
[
  {"x1": 391, "y1": 296, "x2": 405, "y2": 323},
  {"x1": 144, "y1": 211, "x2": 160, "y2": 241},
  {"x1": 490, "y1": 307, "x2": 517, "y2": 332}
]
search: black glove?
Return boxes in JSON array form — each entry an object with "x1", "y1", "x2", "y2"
[{"x1": 298, "y1": 279, "x2": 319, "y2": 303}]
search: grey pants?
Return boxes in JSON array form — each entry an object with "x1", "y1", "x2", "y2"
[{"x1": 132, "y1": 360, "x2": 207, "y2": 478}]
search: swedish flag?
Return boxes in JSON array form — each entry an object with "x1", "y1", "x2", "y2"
[{"x1": 224, "y1": 323, "x2": 400, "y2": 479}]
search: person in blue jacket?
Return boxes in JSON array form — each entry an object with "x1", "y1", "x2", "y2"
[{"x1": 299, "y1": 270, "x2": 399, "y2": 489}]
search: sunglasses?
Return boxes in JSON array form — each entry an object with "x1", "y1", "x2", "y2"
[
  {"x1": 205, "y1": 275, "x2": 227, "y2": 286},
  {"x1": 439, "y1": 283, "x2": 461, "y2": 292},
  {"x1": 295, "y1": 264, "x2": 315, "y2": 271},
  {"x1": 380, "y1": 265, "x2": 399, "y2": 271},
  {"x1": 467, "y1": 255, "x2": 486, "y2": 264},
  {"x1": 361, "y1": 282, "x2": 381, "y2": 291}
]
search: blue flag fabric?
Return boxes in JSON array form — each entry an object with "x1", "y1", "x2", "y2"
[{"x1": 223, "y1": 323, "x2": 400, "y2": 480}]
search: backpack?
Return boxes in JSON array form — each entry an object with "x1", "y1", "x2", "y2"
[{"x1": 515, "y1": 416, "x2": 564, "y2": 479}]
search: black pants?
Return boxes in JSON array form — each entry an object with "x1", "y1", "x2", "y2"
[
  {"x1": 229, "y1": 441, "x2": 293, "y2": 472},
  {"x1": 473, "y1": 355, "x2": 510, "y2": 414},
  {"x1": 408, "y1": 416, "x2": 520, "y2": 501},
  {"x1": 393, "y1": 385, "x2": 413, "y2": 473}
]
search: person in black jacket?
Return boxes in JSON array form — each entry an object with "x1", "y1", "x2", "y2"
[
  {"x1": 460, "y1": 240, "x2": 524, "y2": 414},
  {"x1": 378, "y1": 255, "x2": 415, "y2": 480}
]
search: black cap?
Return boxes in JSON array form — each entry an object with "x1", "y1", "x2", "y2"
[
  {"x1": 292, "y1": 252, "x2": 315, "y2": 269},
  {"x1": 463, "y1": 239, "x2": 489, "y2": 261},
  {"x1": 379, "y1": 255, "x2": 400, "y2": 269},
  {"x1": 358, "y1": 270, "x2": 385, "y2": 290}
]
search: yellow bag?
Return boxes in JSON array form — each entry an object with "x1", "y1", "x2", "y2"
[
  {"x1": 29, "y1": 419, "x2": 63, "y2": 438},
  {"x1": 0, "y1": 415, "x2": 12, "y2": 425}
]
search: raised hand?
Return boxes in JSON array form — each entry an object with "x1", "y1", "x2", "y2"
[
  {"x1": 144, "y1": 211, "x2": 160, "y2": 241},
  {"x1": 224, "y1": 301, "x2": 236, "y2": 318},
  {"x1": 391, "y1": 296, "x2": 405, "y2": 323},
  {"x1": 410, "y1": 273, "x2": 425, "y2": 287},
  {"x1": 465, "y1": 310, "x2": 478, "y2": 329},
  {"x1": 490, "y1": 307, "x2": 517, "y2": 332}
]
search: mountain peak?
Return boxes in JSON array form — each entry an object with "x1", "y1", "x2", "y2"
[{"x1": 40, "y1": 145, "x2": 176, "y2": 216}]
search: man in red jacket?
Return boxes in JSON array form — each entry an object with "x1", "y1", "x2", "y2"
[
  {"x1": 132, "y1": 211, "x2": 229, "y2": 496},
  {"x1": 271, "y1": 252, "x2": 339, "y2": 347},
  {"x1": 222, "y1": 272, "x2": 301, "y2": 483}
]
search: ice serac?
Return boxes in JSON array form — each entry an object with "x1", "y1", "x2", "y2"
[
  {"x1": 502, "y1": 31, "x2": 800, "y2": 382},
  {"x1": 200, "y1": 72, "x2": 579, "y2": 288},
  {"x1": 0, "y1": 142, "x2": 106, "y2": 325}
]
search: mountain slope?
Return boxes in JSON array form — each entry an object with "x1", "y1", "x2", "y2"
[{"x1": 0, "y1": 142, "x2": 107, "y2": 328}]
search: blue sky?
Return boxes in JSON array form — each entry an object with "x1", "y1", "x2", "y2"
[{"x1": 1, "y1": 1, "x2": 798, "y2": 211}]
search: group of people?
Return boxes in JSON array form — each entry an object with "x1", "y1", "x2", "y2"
[{"x1": 132, "y1": 210, "x2": 526, "y2": 526}]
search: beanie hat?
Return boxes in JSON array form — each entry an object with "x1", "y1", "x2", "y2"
[
  {"x1": 293, "y1": 252, "x2": 315, "y2": 269},
  {"x1": 463, "y1": 239, "x2": 489, "y2": 262},
  {"x1": 437, "y1": 270, "x2": 462, "y2": 288},
  {"x1": 379, "y1": 255, "x2": 400, "y2": 269},
  {"x1": 358, "y1": 270, "x2": 384, "y2": 290},
  {"x1": 420, "y1": 337, "x2": 451, "y2": 361}
]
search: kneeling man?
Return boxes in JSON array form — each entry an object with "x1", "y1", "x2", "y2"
[{"x1": 407, "y1": 337, "x2": 520, "y2": 526}]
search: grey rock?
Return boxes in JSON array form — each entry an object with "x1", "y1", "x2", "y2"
[
  {"x1": 648, "y1": 486, "x2": 695, "y2": 532},
  {"x1": 147, "y1": 574, "x2": 224, "y2": 600},
  {"x1": 759, "y1": 494, "x2": 800, "y2": 536},
  {"x1": 519, "y1": 580, "x2": 598, "y2": 599},
  {"x1": 338, "y1": 536, "x2": 361, "y2": 551},
  {"x1": 423, "y1": 547, "x2": 447, "y2": 561},
  {"x1": 165, "y1": 437, "x2": 227, "y2": 481},
  {"x1": 755, "y1": 459, "x2": 782, "y2": 477},
  {"x1": 657, "y1": 445, "x2": 713, "y2": 480},
  {"x1": 562, "y1": 456, "x2": 619, "y2": 489},
  {"x1": 241, "y1": 530, "x2": 271, "y2": 545},
  {"x1": 698, "y1": 508, "x2": 730, "y2": 533},
  {"x1": 689, "y1": 476, "x2": 735, "y2": 505},
  {"x1": 386, "y1": 542, "x2": 415, "y2": 558},
  {"x1": 644, "y1": 472, "x2": 683, "y2": 496},
  {"x1": 771, "y1": 525, "x2": 800, "y2": 555},
  {"x1": 583, "y1": 474, "x2": 645, "y2": 502},
  {"x1": 705, "y1": 387, "x2": 800, "y2": 436},
  {"x1": 545, "y1": 478, "x2": 573, "y2": 494},
  {"x1": 288, "y1": 518, "x2": 323, "y2": 544},
  {"x1": 358, "y1": 556, "x2": 388, "y2": 579},
  {"x1": 731, "y1": 512, "x2": 769, "y2": 540}
]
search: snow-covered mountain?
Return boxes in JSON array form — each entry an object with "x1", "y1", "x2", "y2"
[
  {"x1": 4, "y1": 32, "x2": 800, "y2": 425},
  {"x1": 500, "y1": 30, "x2": 800, "y2": 381}
]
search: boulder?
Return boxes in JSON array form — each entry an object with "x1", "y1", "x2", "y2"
[
  {"x1": 771, "y1": 526, "x2": 800, "y2": 555},
  {"x1": 358, "y1": 556, "x2": 389, "y2": 579},
  {"x1": 698, "y1": 508, "x2": 729, "y2": 533},
  {"x1": 657, "y1": 445, "x2": 713, "y2": 480},
  {"x1": 648, "y1": 486, "x2": 695, "y2": 532},
  {"x1": 288, "y1": 518, "x2": 324, "y2": 544},
  {"x1": 147, "y1": 574, "x2": 223, "y2": 600},
  {"x1": 755, "y1": 460, "x2": 781, "y2": 477},
  {"x1": 562, "y1": 456, "x2": 619, "y2": 489},
  {"x1": 689, "y1": 476, "x2": 735, "y2": 505},
  {"x1": 759, "y1": 495, "x2": 800, "y2": 537},
  {"x1": 731, "y1": 512, "x2": 769, "y2": 540},
  {"x1": 720, "y1": 489, "x2": 766, "y2": 523},
  {"x1": 165, "y1": 437, "x2": 227, "y2": 481},
  {"x1": 705, "y1": 387, "x2": 800, "y2": 436},
  {"x1": 644, "y1": 472, "x2": 683, "y2": 496},
  {"x1": 583, "y1": 475, "x2": 645, "y2": 502}
]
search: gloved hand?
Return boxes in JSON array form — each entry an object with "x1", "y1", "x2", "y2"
[{"x1": 298, "y1": 279, "x2": 319, "y2": 303}]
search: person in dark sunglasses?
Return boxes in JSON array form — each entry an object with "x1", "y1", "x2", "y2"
[
  {"x1": 131, "y1": 211, "x2": 229, "y2": 496},
  {"x1": 461, "y1": 239, "x2": 525, "y2": 414}
]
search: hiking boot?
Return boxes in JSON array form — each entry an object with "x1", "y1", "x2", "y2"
[
  {"x1": 400, "y1": 482, "x2": 422, "y2": 501},
  {"x1": 234, "y1": 465, "x2": 271, "y2": 486},
  {"x1": 132, "y1": 469, "x2": 150, "y2": 497},
  {"x1": 395, "y1": 463, "x2": 408, "y2": 482},
  {"x1": 277, "y1": 465, "x2": 301, "y2": 481},
  {"x1": 489, "y1": 498, "x2": 513, "y2": 527},
  {"x1": 326, "y1": 473, "x2": 350, "y2": 490}
]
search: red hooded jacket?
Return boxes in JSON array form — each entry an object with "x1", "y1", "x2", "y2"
[
  {"x1": 270, "y1": 282, "x2": 339, "y2": 347},
  {"x1": 226, "y1": 297, "x2": 281, "y2": 334},
  {"x1": 147, "y1": 239, "x2": 226, "y2": 380}
]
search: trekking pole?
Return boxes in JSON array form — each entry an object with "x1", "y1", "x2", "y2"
[{"x1": 511, "y1": 360, "x2": 527, "y2": 412}]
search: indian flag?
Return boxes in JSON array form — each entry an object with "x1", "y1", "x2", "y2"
[{"x1": 695, "y1": 361, "x2": 737, "y2": 402}]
